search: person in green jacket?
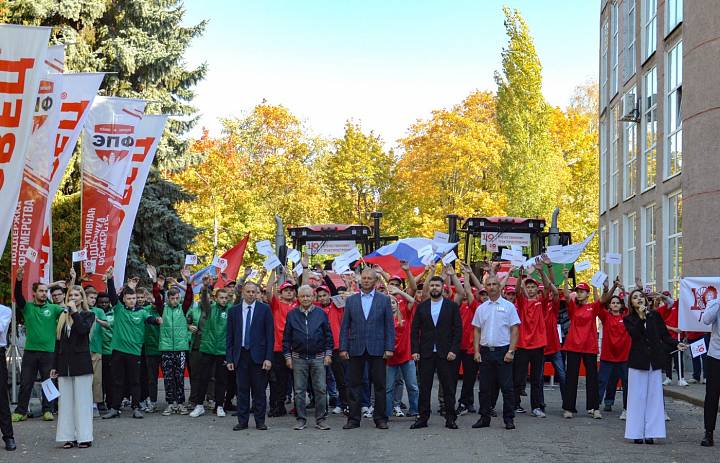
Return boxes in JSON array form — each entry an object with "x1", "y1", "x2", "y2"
[
  {"x1": 85, "y1": 286, "x2": 110, "y2": 417},
  {"x1": 101, "y1": 268, "x2": 162, "y2": 420},
  {"x1": 189, "y1": 277, "x2": 231, "y2": 418},
  {"x1": 187, "y1": 300, "x2": 215, "y2": 408},
  {"x1": 12, "y1": 267, "x2": 65, "y2": 422},
  {"x1": 153, "y1": 268, "x2": 194, "y2": 416}
]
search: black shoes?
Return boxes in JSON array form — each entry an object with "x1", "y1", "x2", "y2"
[
  {"x1": 3, "y1": 437, "x2": 16, "y2": 451},
  {"x1": 701, "y1": 431, "x2": 714, "y2": 447},
  {"x1": 472, "y1": 418, "x2": 491, "y2": 428},
  {"x1": 233, "y1": 423, "x2": 248, "y2": 431},
  {"x1": 375, "y1": 420, "x2": 388, "y2": 430},
  {"x1": 256, "y1": 423, "x2": 268, "y2": 430},
  {"x1": 644, "y1": 438, "x2": 654, "y2": 445},
  {"x1": 410, "y1": 420, "x2": 428, "y2": 429},
  {"x1": 504, "y1": 420, "x2": 515, "y2": 430},
  {"x1": 634, "y1": 439, "x2": 644, "y2": 444},
  {"x1": 445, "y1": 419, "x2": 458, "y2": 430},
  {"x1": 343, "y1": 420, "x2": 360, "y2": 430}
]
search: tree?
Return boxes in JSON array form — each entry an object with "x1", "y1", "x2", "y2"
[
  {"x1": 494, "y1": 6, "x2": 567, "y2": 219},
  {"x1": 387, "y1": 91, "x2": 507, "y2": 238},
  {"x1": 1, "y1": 0, "x2": 206, "y2": 281},
  {"x1": 316, "y1": 121, "x2": 395, "y2": 225}
]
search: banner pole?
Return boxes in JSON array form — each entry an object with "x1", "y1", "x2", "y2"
[{"x1": 10, "y1": 301, "x2": 18, "y2": 402}]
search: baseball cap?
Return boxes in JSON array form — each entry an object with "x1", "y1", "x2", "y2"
[
  {"x1": 504, "y1": 286, "x2": 516, "y2": 294},
  {"x1": 315, "y1": 285, "x2": 331, "y2": 294},
  {"x1": 279, "y1": 281, "x2": 295, "y2": 292},
  {"x1": 575, "y1": 282, "x2": 591, "y2": 292},
  {"x1": 389, "y1": 274, "x2": 404, "y2": 283}
]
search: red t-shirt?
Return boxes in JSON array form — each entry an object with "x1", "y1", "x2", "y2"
[
  {"x1": 563, "y1": 300, "x2": 602, "y2": 354},
  {"x1": 271, "y1": 295, "x2": 297, "y2": 352},
  {"x1": 321, "y1": 302, "x2": 343, "y2": 350},
  {"x1": 544, "y1": 298, "x2": 562, "y2": 355},
  {"x1": 598, "y1": 309, "x2": 631, "y2": 362},
  {"x1": 460, "y1": 299, "x2": 481, "y2": 353},
  {"x1": 515, "y1": 293, "x2": 548, "y2": 350},
  {"x1": 388, "y1": 301, "x2": 415, "y2": 366}
]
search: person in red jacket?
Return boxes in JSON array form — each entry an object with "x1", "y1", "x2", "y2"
[
  {"x1": 561, "y1": 268, "x2": 612, "y2": 419},
  {"x1": 540, "y1": 284, "x2": 566, "y2": 410},
  {"x1": 455, "y1": 264, "x2": 482, "y2": 415},
  {"x1": 385, "y1": 294, "x2": 419, "y2": 418},
  {"x1": 597, "y1": 277, "x2": 631, "y2": 420}
]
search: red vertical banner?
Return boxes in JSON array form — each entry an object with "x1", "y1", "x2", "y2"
[{"x1": 80, "y1": 97, "x2": 146, "y2": 288}]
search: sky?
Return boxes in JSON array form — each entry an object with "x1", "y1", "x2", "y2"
[{"x1": 182, "y1": 0, "x2": 599, "y2": 148}]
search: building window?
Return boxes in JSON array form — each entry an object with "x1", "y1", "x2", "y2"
[
  {"x1": 642, "y1": 67, "x2": 657, "y2": 190},
  {"x1": 625, "y1": 0, "x2": 637, "y2": 79},
  {"x1": 610, "y1": 2, "x2": 619, "y2": 96},
  {"x1": 600, "y1": 225, "x2": 608, "y2": 274},
  {"x1": 641, "y1": 203, "x2": 656, "y2": 289},
  {"x1": 601, "y1": 19, "x2": 609, "y2": 109},
  {"x1": 666, "y1": 0, "x2": 683, "y2": 34},
  {"x1": 609, "y1": 220, "x2": 620, "y2": 279},
  {"x1": 665, "y1": 191, "x2": 682, "y2": 296},
  {"x1": 642, "y1": 0, "x2": 657, "y2": 60},
  {"x1": 610, "y1": 106, "x2": 620, "y2": 207},
  {"x1": 665, "y1": 41, "x2": 683, "y2": 178},
  {"x1": 623, "y1": 86, "x2": 638, "y2": 199},
  {"x1": 623, "y1": 212, "x2": 637, "y2": 289},
  {"x1": 600, "y1": 118, "x2": 607, "y2": 213}
]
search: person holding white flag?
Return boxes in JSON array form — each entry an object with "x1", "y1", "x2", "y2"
[{"x1": 701, "y1": 299, "x2": 720, "y2": 447}]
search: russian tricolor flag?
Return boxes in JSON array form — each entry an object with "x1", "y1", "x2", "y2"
[{"x1": 362, "y1": 237, "x2": 457, "y2": 276}]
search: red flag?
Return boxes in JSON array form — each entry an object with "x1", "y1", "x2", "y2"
[{"x1": 215, "y1": 233, "x2": 250, "y2": 287}]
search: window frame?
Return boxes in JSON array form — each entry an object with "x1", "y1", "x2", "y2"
[
  {"x1": 600, "y1": 118, "x2": 608, "y2": 213},
  {"x1": 623, "y1": 212, "x2": 637, "y2": 289},
  {"x1": 610, "y1": 2, "x2": 619, "y2": 96},
  {"x1": 664, "y1": 40, "x2": 683, "y2": 180},
  {"x1": 601, "y1": 18, "x2": 609, "y2": 109},
  {"x1": 623, "y1": 86, "x2": 638, "y2": 200},
  {"x1": 641, "y1": 66, "x2": 657, "y2": 191},
  {"x1": 664, "y1": 190, "x2": 683, "y2": 297},
  {"x1": 665, "y1": 0, "x2": 683, "y2": 36},
  {"x1": 642, "y1": 0, "x2": 658, "y2": 61},
  {"x1": 641, "y1": 203, "x2": 657, "y2": 289},
  {"x1": 625, "y1": 0, "x2": 637, "y2": 80},
  {"x1": 610, "y1": 106, "x2": 620, "y2": 207}
]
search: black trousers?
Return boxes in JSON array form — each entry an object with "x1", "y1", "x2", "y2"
[
  {"x1": 102, "y1": 355, "x2": 113, "y2": 407},
  {"x1": 224, "y1": 369, "x2": 236, "y2": 408},
  {"x1": 269, "y1": 352, "x2": 290, "y2": 409},
  {"x1": 347, "y1": 352, "x2": 387, "y2": 423},
  {"x1": 704, "y1": 355, "x2": 720, "y2": 432},
  {"x1": 236, "y1": 350, "x2": 268, "y2": 426},
  {"x1": 196, "y1": 353, "x2": 227, "y2": 408},
  {"x1": 418, "y1": 353, "x2": 458, "y2": 421},
  {"x1": 111, "y1": 350, "x2": 142, "y2": 410},
  {"x1": 189, "y1": 350, "x2": 214, "y2": 404},
  {"x1": 331, "y1": 350, "x2": 349, "y2": 407},
  {"x1": 141, "y1": 354, "x2": 161, "y2": 403},
  {"x1": 458, "y1": 351, "x2": 479, "y2": 407},
  {"x1": 513, "y1": 347, "x2": 545, "y2": 410},
  {"x1": 0, "y1": 347, "x2": 14, "y2": 439},
  {"x1": 563, "y1": 351, "x2": 599, "y2": 413},
  {"x1": 478, "y1": 346, "x2": 514, "y2": 421},
  {"x1": 15, "y1": 350, "x2": 54, "y2": 415}
]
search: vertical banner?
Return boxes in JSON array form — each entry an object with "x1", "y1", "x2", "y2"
[
  {"x1": 0, "y1": 24, "x2": 51, "y2": 262},
  {"x1": 80, "y1": 97, "x2": 146, "y2": 288},
  {"x1": 40, "y1": 72, "x2": 106, "y2": 283},
  {"x1": 113, "y1": 114, "x2": 168, "y2": 284},
  {"x1": 679, "y1": 277, "x2": 718, "y2": 332}
]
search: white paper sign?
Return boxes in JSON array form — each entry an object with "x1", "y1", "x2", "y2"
[
  {"x1": 247, "y1": 269, "x2": 259, "y2": 280},
  {"x1": 433, "y1": 231, "x2": 449, "y2": 244},
  {"x1": 421, "y1": 253, "x2": 435, "y2": 266},
  {"x1": 263, "y1": 254, "x2": 281, "y2": 271},
  {"x1": 72, "y1": 249, "x2": 87, "y2": 262},
  {"x1": 293, "y1": 262, "x2": 304, "y2": 277},
  {"x1": 42, "y1": 378, "x2": 60, "y2": 401},
  {"x1": 690, "y1": 338, "x2": 707, "y2": 358},
  {"x1": 211, "y1": 256, "x2": 228, "y2": 270},
  {"x1": 24, "y1": 247, "x2": 38, "y2": 263},
  {"x1": 287, "y1": 249, "x2": 301, "y2": 264},
  {"x1": 340, "y1": 247, "x2": 362, "y2": 263},
  {"x1": 574, "y1": 260, "x2": 591, "y2": 272},
  {"x1": 510, "y1": 245, "x2": 522, "y2": 252},
  {"x1": 604, "y1": 253, "x2": 622, "y2": 265},
  {"x1": 441, "y1": 250, "x2": 458, "y2": 266},
  {"x1": 184, "y1": 254, "x2": 198, "y2": 265},
  {"x1": 331, "y1": 295, "x2": 346, "y2": 308},
  {"x1": 332, "y1": 258, "x2": 350, "y2": 274},
  {"x1": 590, "y1": 270, "x2": 608, "y2": 288},
  {"x1": 84, "y1": 259, "x2": 97, "y2": 274},
  {"x1": 256, "y1": 240, "x2": 274, "y2": 256},
  {"x1": 501, "y1": 249, "x2": 517, "y2": 261}
]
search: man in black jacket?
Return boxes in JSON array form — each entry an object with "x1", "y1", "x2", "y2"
[
  {"x1": 283, "y1": 285, "x2": 333, "y2": 430},
  {"x1": 410, "y1": 275, "x2": 462, "y2": 429}
]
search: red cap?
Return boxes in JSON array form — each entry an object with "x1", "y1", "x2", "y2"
[
  {"x1": 504, "y1": 286, "x2": 516, "y2": 294},
  {"x1": 279, "y1": 281, "x2": 295, "y2": 292},
  {"x1": 478, "y1": 286, "x2": 488, "y2": 294},
  {"x1": 575, "y1": 282, "x2": 591, "y2": 292},
  {"x1": 315, "y1": 285, "x2": 331, "y2": 294},
  {"x1": 524, "y1": 277, "x2": 540, "y2": 286}
]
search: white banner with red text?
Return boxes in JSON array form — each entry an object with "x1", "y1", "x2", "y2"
[{"x1": 679, "y1": 276, "x2": 718, "y2": 332}]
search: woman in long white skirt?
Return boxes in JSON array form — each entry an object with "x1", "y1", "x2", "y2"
[
  {"x1": 623, "y1": 289, "x2": 687, "y2": 444},
  {"x1": 51, "y1": 285, "x2": 96, "y2": 449}
]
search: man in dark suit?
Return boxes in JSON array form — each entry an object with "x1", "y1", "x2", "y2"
[
  {"x1": 226, "y1": 281, "x2": 274, "y2": 430},
  {"x1": 410, "y1": 274, "x2": 462, "y2": 429},
  {"x1": 339, "y1": 268, "x2": 395, "y2": 429}
]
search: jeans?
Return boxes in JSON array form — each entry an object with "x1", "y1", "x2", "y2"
[
  {"x1": 540, "y1": 351, "x2": 566, "y2": 408},
  {"x1": 386, "y1": 361, "x2": 419, "y2": 416},
  {"x1": 326, "y1": 365, "x2": 338, "y2": 405},
  {"x1": 292, "y1": 357, "x2": 327, "y2": 424},
  {"x1": 479, "y1": 346, "x2": 514, "y2": 421},
  {"x1": 598, "y1": 360, "x2": 628, "y2": 409}
]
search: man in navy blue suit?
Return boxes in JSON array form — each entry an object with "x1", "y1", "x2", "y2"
[
  {"x1": 226, "y1": 281, "x2": 274, "y2": 430},
  {"x1": 339, "y1": 268, "x2": 395, "y2": 429}
]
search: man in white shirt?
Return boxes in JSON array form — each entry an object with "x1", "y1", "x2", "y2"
[
  {"x1": 0, "y1": 304, "x2": 16, "y2": 451},
  {"x1": 471, "y1": 275, "x2": 520, "y2": 430}
]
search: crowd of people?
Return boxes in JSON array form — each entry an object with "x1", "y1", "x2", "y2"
[{"x1": 0, "y1": 253, "x2": 719, "y2": 451}]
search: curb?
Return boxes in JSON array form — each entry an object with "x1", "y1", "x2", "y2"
[{"x1": 664, "y1": 387, "x2": 704, "y2": 408}]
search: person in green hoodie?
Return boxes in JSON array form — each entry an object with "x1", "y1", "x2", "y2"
[
  {"x1": 11, "y1": 267, "x2": 65, "y2": 422},
  {"x1": 101, "y1": 267, "x2": 162, "y2": 420},
  {"x1": 189, "y1": 276, "x2": 231, "y2": 418},
  {"x1": 153, "y1": 268, "x2": 194, "y2": 416}
]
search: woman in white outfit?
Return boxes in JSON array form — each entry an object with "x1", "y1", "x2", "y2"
[
  {"x1": 50, "y1": 285, "x2": 96, "y2": 449},
  {"x1": 623, "y1": 289, "x2": 687, "y2": 444}
]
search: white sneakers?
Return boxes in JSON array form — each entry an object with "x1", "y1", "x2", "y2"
[
  {"x1": 189, "y1": 405, "x2": 206, "y2": 418},
  {"x1": 362, "y1": 406, "x2": 374, "y2": 418},
  {"x1": 677, "y1": 378, "x2": 689, "y2": 387},
  {"x1": 592, "y1": 409, "x2": 603, "y2": 419},
  {"x1": 619, "y1": 410, "x2": 627, "y2": 420},
  {"x1": 662, "y1": 378, "x2": 672, "y2": 386},
  {"x1": 331, "y1": 406, "x2": 343, "y2": 415},
  {"x1": 563, "y1": 410, "x2": 573, "y2": 419},
  {"x1": 531, "y1": 408, "x2": 546, "y2": 418},
  {"x1": 392, "y1": 406, "x2": 405, "y2": 417},
  {"x1": 216, "y1": 406, "x2": 226, "y2": 417},
  {"x1": 162, "y1": 404, "x2": 176, "y2": 416}
]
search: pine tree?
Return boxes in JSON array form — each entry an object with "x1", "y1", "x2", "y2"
[
  {"x1": 494, "y1": 6, "x2": 567, "y2": 219},
  {"x1": 1, "y1": 0, "x2": 205, "y2": 282}
]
